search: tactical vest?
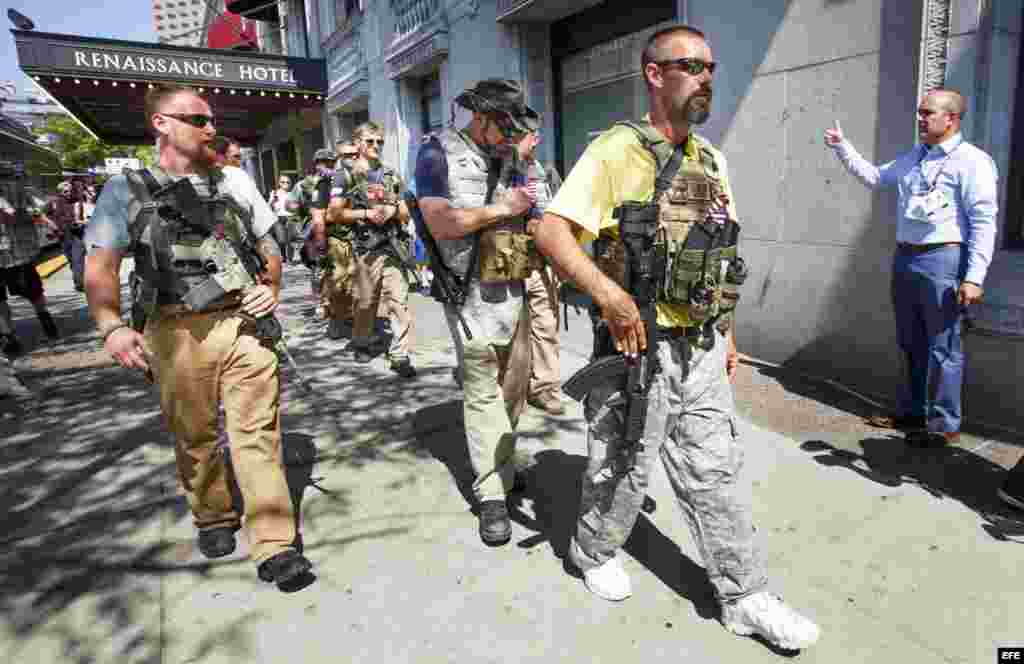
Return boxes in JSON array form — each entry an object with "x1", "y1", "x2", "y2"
[
  {"x1": 126, "y1": 167, "x2": 256, "y2": 311},
  {"x1": 348, "y1": 165, "x2": 403, "y2": 253},
  {"x1": 430, "y1": 129, "x2": 539, "y2": 284},
  {"x1": 594, "y1": 121, "x2": 747, "y2": 329}
]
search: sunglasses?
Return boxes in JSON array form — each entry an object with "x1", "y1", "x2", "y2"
[
  {"x1": 653, "y1": 58, "x2": 716, "y2": 76},
  {"x1": 363, "y1": 138, "x2": 384, "y2": 146},
  {"x1": 491, "y1": 111, "x2": 527, "y2": 140},
  {"x1": 161, "y1": 113, "x2": 216, "y2": 128},
  {"x1": 340, "y1": 152, "x2": 359, "y2": 159}
]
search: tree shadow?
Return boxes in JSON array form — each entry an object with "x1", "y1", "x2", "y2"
[
  {"x1": 506, "y1": 449, "x2": 720, "y2": 622},
  {"x1": 801, "y1": 437, "x2": 1024, "y2": 541}
]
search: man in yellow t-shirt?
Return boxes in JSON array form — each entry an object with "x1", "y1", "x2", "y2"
[{"x1": 535, "y1": 25, "x2": 820, "y2": 652}]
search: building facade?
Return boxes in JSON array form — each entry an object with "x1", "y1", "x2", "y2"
[
  {"x1": 260, "y1": 0, "x2": 1022, "y2": 430},
  {"x1": 152, "y1": 0, "x2": 211, "y2": 46}
]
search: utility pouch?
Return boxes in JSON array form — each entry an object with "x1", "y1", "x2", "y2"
[
  {"x1": 663, "y1": 219, "x2": 722, "y2": 314},
  {"x1": 478, "y1": 229, "x2": 540, "y2": 283},
  {"x1": 596, "y1": 201, "x2": 660, "y2": 287},
  {"x1": 719, "y1": 254, "x2": 748, "y2": 309},
  {"x1": 180, "y1": 236, "x2": 251, "y2": 312}
]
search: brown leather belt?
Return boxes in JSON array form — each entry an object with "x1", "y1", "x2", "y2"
[
  {"x1": 896, "y1": 241, "x2": 962, "y2": 255},
  {"x1": 158, "y1": 295, "x2": 243, "y2": 317}
]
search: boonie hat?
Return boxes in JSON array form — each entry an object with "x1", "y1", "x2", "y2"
[
  {"x1": 313, "y1": 148, "x2": 336, "y2": 163},
  {"x1": 455, "y1": 79, "x2": 540, "y2": 134}
]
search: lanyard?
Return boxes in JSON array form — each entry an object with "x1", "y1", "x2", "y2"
[{"x1": 918, "y1": 142, "x2": 960, "y2": 191}]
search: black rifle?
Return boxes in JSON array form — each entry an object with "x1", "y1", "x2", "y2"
[
  {"x1": 562, "y1": 143, "x2": 686, "y2": 470},
  {"x1": 347, "y1": 184, "x2": 423, "y2": 290},
  {"x1": 154, "y1": 176, "x2": 313, "y2": 392},
  {"x1": 563, "y1": 202, "x2": 661, "y2": 466},
  {"x1": 403, "y1": 191, "x2": 473, "y2": 340}
]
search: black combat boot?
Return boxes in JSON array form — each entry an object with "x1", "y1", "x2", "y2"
[
  {"x1": 1, "y1": 334, "x2": 24, "y2": 357},
  {"x1": 258, "y1": 549, "x2": 313, "y2": 586},
  {"x1": 478, "y1": 499, "x2": 511, "y2": 546},
  {"x1": 389, "y1": 358, "x2": 416, "y2": 378},
  {"x1": 197, "y1": 525, "x2": 240, "y2": 559},
  {"x1": 37, "y1": 311, "x2": 58, "y2": 340}
]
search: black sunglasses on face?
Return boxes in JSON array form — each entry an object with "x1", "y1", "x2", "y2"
[
  {"x1": 654, "y1": 58, "x2": 716, "y2": 76},
  {"x1": 340, "y1": 152, "x2": 359, "y2": 159},
  {"x1": 491, "y1": 111, "x2": 526, "y2": 140},
  {"x1": 363, "y1": 138, "x2": 384, "y2": 146},
  {"x1": 161, "y1": 113, "x2": 216, "y2": 128}
]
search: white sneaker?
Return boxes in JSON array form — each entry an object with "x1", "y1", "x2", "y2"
[
  {"x1": 568, "y1": 540, "x2": 632, "y2": 601},
  {"x1": 721, "y1": 592, "x2": 820, "y2": 650}
]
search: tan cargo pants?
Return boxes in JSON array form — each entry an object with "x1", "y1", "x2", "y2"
[
  {"x1": 145, "y1": 309, "x2": 296, "y2": 565},
  {"x1": 352, "y1": 252, "x2": 412, "y2": 361},
  {"x1": 525, "y1": 267, "x2": 560, "y2": 399},
  {"x1": 322, "y1": 237, "x2": 356, "y2": 323}
]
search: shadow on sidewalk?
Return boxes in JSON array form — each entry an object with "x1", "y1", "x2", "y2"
[
  {"x1": 801, "y1": 437, "x2": 1024, "y2": 542},
  {"x1": 507, "y1": 449, "x2": 720, "y2": 621},
  {"x1": 411, "y1": 400, "x2": 476, "y2": 508}
]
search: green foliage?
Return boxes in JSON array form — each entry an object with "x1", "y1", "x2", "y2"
[{"x1": 34, "y1": 116, "x2": 155, "y2": 171}]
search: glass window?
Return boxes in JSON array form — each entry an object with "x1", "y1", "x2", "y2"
[{"x1": 421, "y1": 72, "x2": 442, "y2": 134}]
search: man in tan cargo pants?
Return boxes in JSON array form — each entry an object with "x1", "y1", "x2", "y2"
[{"x1": 84, "y1": 84, "x2": 312, "y2": 590}]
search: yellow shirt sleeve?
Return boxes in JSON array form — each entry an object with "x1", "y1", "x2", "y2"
[{"x1": 545, "y1": 127, "x2": 658, "y2": 242}]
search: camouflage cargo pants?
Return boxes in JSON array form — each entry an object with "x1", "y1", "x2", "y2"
[{"x1": 573, "y1": 328, "x2": 768, "y2": 601}]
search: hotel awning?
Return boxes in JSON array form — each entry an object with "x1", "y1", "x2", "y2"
[{"x1": 11, "y1": 30, "x2": 327, "y2": 145}]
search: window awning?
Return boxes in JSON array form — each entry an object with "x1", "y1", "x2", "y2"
[
  {"x1": 495, "y1": 0, "x2": 605, "y2": 23},
  {"x1": 10, "y1": 30, "x2": 327, "y2": 145}
]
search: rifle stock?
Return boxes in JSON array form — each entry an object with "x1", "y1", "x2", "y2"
[
  {"x1": 403, "y1": 191, "x2": 473, "y2": 340},
  {"x1": 563, "y1": 355, "x2": 628, "y2": 402}
]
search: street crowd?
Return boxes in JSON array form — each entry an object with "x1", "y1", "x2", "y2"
[{"x1": 1, "y1": 22, "x2": 1017, "y2": 657}]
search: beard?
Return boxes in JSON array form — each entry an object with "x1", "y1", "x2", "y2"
[{"x1": 683, "y1": 92, "x2": 712, "y2": 125}]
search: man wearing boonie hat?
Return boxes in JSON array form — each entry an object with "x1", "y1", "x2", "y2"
[{"x1": 413, "y1": 78, "x2": 539, "y2": 546}]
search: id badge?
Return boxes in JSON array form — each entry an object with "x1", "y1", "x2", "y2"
[{"x1": 906, "y1": 189, "x2": 948, "y2": 221}]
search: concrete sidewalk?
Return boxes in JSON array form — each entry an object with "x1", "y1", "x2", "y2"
[{"x1": 1, "y1": 260, "x2": 1022, "y2": 663}]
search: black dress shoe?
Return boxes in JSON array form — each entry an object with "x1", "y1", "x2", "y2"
[
  {"x1": 905, "y1": 430, "x2": 958, "y2": 448},
  {"x1": 197, "y1": 525, "x2": 240, "y2": 558},
  {"x1": 478, "y1": 499, "x2": 511, "y2": 546},
  {"x1": 354, "y1": 350, "x2": 373, "y2": 364},
  {"x1": 867, "y1": 414, "x2": 926, "y2": 430},
  {"x1": 257, "y1": 549, "x2": 313, "y2": 585}
]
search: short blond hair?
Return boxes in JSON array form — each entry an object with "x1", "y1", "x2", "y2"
[
  {"x1": 144, "y1": 84, "x2": 201, "y2": 134},
  {"x1": 353, "y1": 121, "x2": 384, "y2": 141}
]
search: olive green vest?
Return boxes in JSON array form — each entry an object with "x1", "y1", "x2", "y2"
[{"x1": 596, "y1": 120, "x2": 745, "y2": 328}]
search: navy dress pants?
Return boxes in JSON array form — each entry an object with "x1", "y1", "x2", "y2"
[{"x1": 891, "y1": 245, "x2": 964, "y2": 433}]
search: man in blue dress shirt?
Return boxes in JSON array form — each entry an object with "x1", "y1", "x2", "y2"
[{"x1": 824, "y1": 88, "x2": 998, "y2": 447}]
